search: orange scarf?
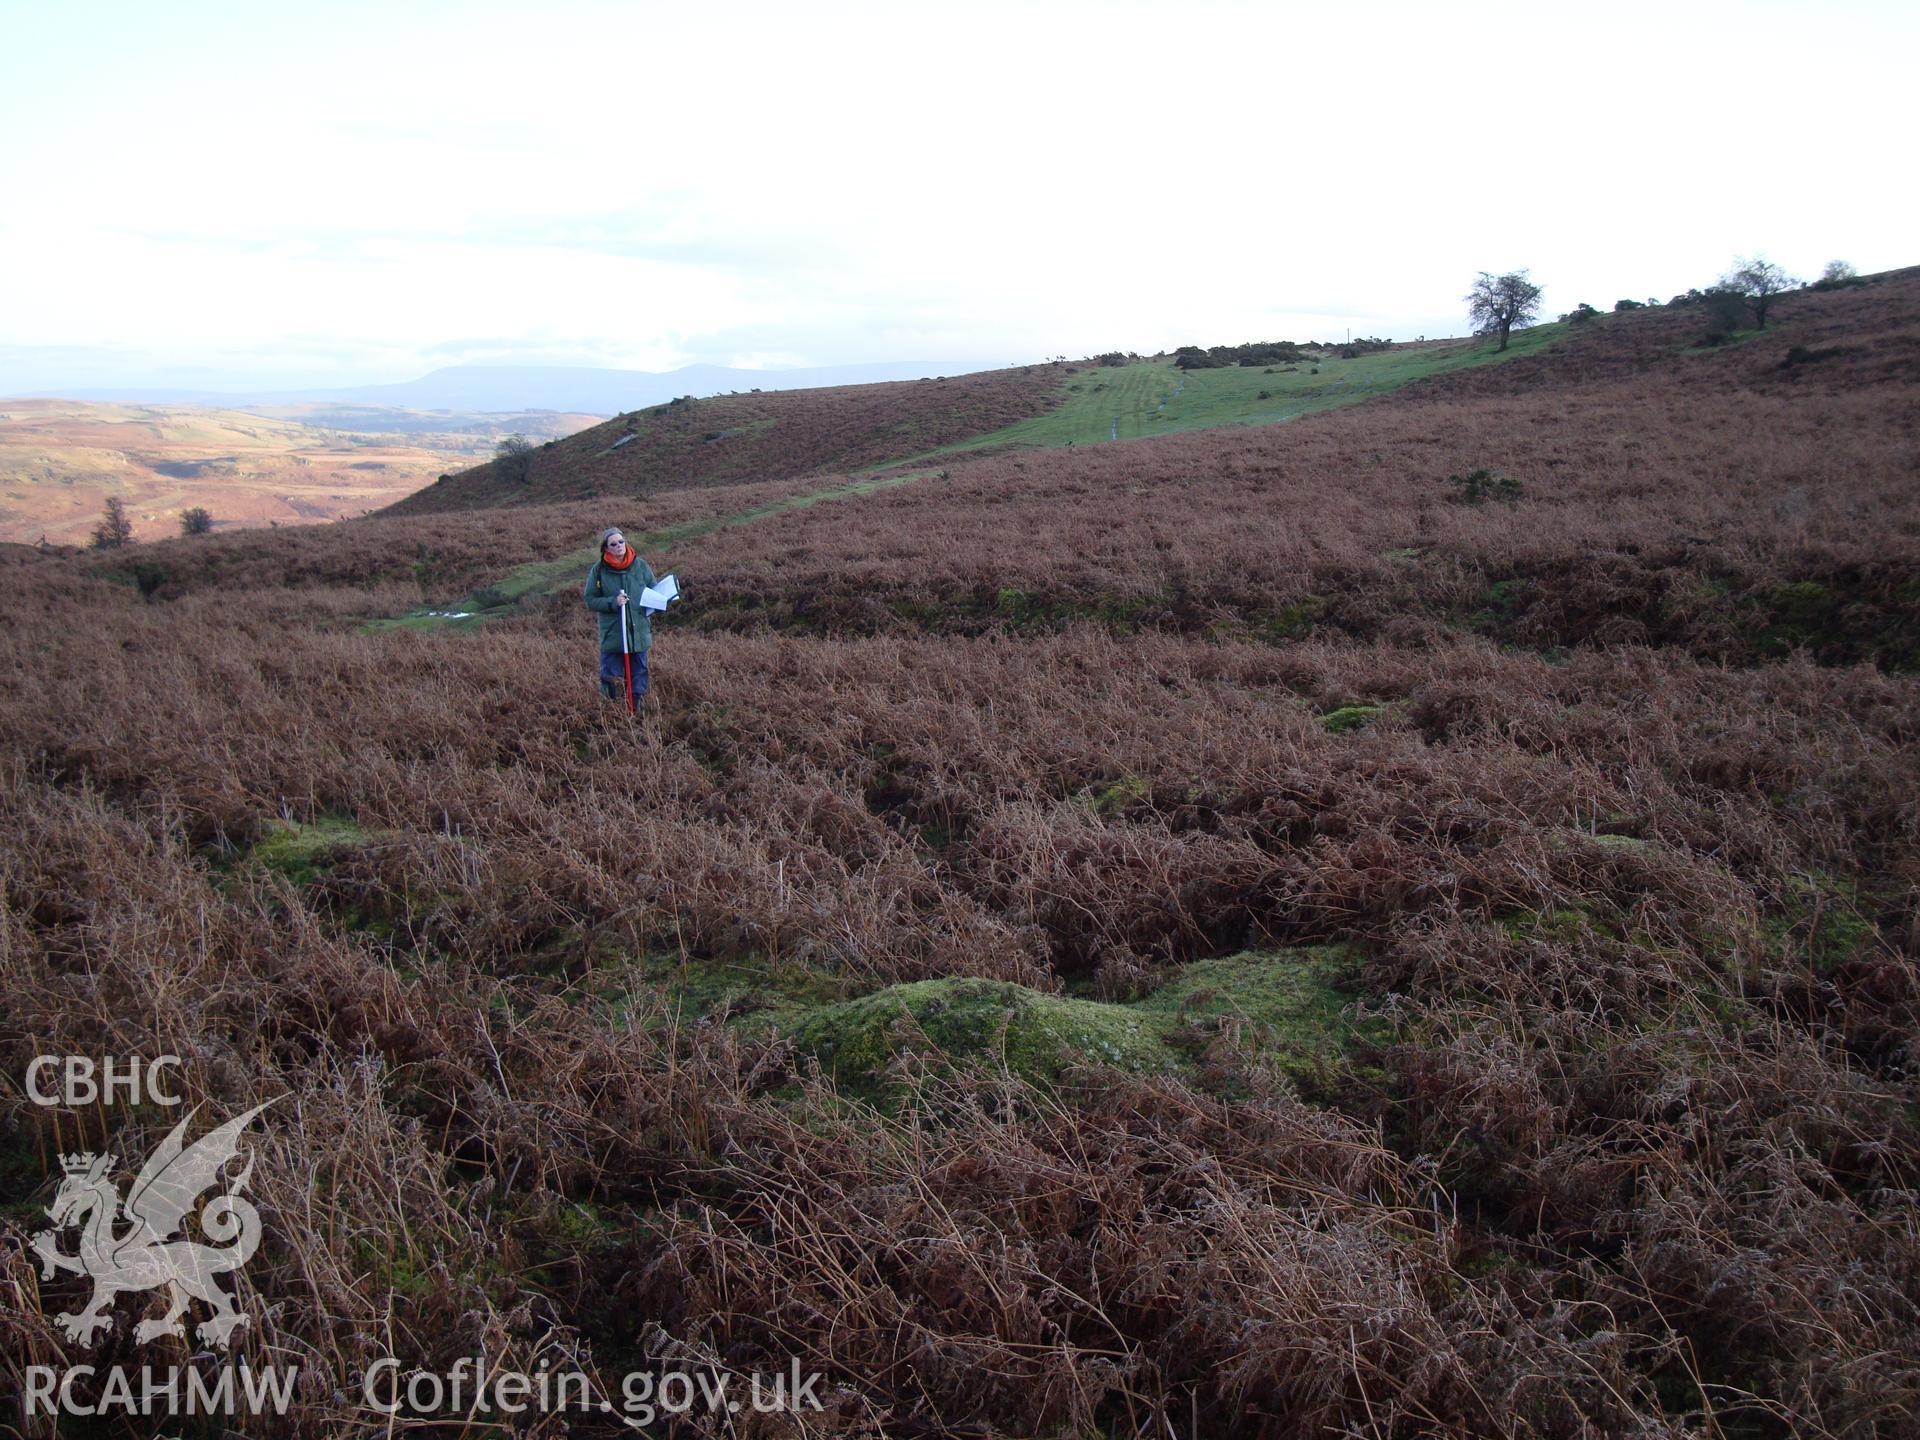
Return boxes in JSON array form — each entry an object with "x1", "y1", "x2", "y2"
[{"x1": 602, "y1": 546, "x2": 635, "y2": 571}]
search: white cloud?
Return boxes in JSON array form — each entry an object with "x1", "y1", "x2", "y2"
[{"x1": 1, "y1": 0, "x2": 1913, "y2": 388}]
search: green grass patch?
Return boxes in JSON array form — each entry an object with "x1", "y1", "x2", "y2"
[
  {"x1": 215, "y1": 816, "x2": 471, "y2": 957},
  {"x1": 1131, "y1": 950, "x2": 1376, "y2": 1050},
  {"x1": 1267, "y1": 594, "x2": 1331, "y2": 637},
  {"x1": 245, "y1": 815, "x2": 367, "y2": 886},
  {"x1": 1501, "y1": 902, "x2": 1625, "y2": 946},
  {"x1": 1321, "y1": 703, "x2": 1385, "y2": 734},
  {"x1": 1574, "y1": 831, "x2": 1653, "y2": 855},
  {"x1": 1077, "y1": 773, "x2": 1151, "y2": 817},
  {"x1": 1466, "y1": 577, "x2": 1527, "y2": 633},
  {"x1": 1764, "y1": 872, "x2": 1882, "y2": 975},
  {"x1": 1751, "y1": 580, "x2": 1837, "y2": 659},
  {"x1": 872, "y1": 326, "x2": 1568, "y2": 467},
  {"x1": 620, "y1": 952, "x2": 857, "y2": 1032},
  {"x1": 1204, "y1": 595, "x2": 1330, "y2": 645},
  {"x1": 793, "y1": 978, "x2": 1175, "y2": 1094}
]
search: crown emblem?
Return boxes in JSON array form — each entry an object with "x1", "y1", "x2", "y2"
[{"x1": 60, "y1": 1152, "x2": 99, "y2": 1176}]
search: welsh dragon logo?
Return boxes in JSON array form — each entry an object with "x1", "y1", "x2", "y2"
[{"x1": 30, "y1": 1102, "x2": 273, "y2": 1349}]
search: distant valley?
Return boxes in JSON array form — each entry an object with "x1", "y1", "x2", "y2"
[
  {"x1": 0, "y1": 358, "x2": 980, "y2": 543},
  {"x1": 0, "y1": 399, "x2": 599, "y2": 544}
]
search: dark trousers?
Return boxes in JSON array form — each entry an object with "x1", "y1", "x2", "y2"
[{"x1": 600, "y1": 647, "x2": 649, "y2": 702}]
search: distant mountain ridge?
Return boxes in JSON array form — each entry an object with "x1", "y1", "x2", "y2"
[{"x1": 18, "y1": 360, "x2": 981, "y2": 416}]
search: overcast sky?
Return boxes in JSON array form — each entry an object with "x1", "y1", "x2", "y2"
[{"x1": 1, "y1": 0, "x2": 1913, "y2": 390}]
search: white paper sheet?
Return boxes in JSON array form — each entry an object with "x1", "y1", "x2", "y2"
[{"x1": 638, "y1": 573, "x2": 680, "y2": 612}]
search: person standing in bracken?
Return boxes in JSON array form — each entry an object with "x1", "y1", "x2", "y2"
[{"x1": 582, "y1": 526, "x2": 657, "y2": 708}]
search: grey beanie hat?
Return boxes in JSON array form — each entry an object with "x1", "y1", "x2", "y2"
[{"x1": 599, "y1": 526, "x2": 624, "y2": 548}]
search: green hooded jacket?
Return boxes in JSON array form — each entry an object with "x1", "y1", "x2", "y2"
[{"x1": 583, "y1": 552, "x2": 657, "y2": 654}]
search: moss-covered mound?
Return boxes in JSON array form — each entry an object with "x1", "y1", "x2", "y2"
[
  {"x1": 793, "y1": 977, "x2": 1175, "y2": 1091},
  {"x1": 787, "y1": 949, "x2": 1376, "y2": 1097},
  {"x1": 1131, "y1": 950, "x2": 1367, "y2": 1045},
  {"x1": 246, "y1": 814, "x2": 368, "y2": 884}
]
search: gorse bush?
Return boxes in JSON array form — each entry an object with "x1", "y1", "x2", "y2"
[{"x1": 1174, "y1": 340, "x2": 1312, "y2": 369}]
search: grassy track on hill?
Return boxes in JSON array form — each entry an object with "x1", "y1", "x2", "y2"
[
  {"x1": 878, "y1": 322, "x2": 1569, "y2": 465},
  {"x1": 371, "y1": 469, "x2": 932, "y2": 629}
]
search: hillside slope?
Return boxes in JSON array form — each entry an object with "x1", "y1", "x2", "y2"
[
  {"x1": 280, "y1": 264, "x2": 1916, "y2": 671},
  {"x1": 384, "y1": 361, "x2": 1067, "y2": 515},
  {"x1": 601, "y1": 267, "x2": 1913, "y2": 659},
  {"x1": 889, "y1": 323, "x2": 1570, "y2": 461},
  {"x1": 383, "y1": 325, "x2": 1586, "y2": 518}
]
